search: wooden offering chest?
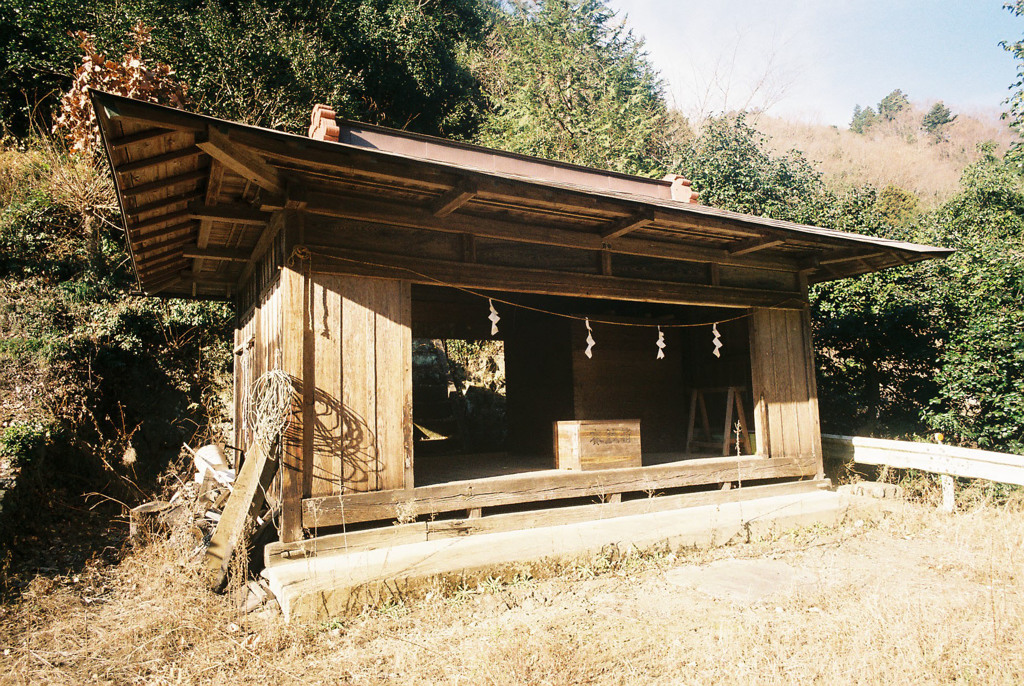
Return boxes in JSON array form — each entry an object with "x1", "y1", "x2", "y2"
[{"x1": 555, "y1": 420, "x2": 642, "y2": 471}]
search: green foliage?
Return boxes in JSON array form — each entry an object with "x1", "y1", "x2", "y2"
[
  {"x1": 0, "y1": 140, "x2": 233, "y2": 500},
  {"x1": 679, "y1": 114, "x2": 827, "y2": 222},
  {"x1": 475, "y1": 0, "x2": 680, "y2": 176},
  {"x1": 1, "y1": 0, "x2": 491, "y2": 138},
  {"x1": 1001, "y1": 0, "x2": 1024, "y2": 154},
  {"x1": 876, "y1": 184, "x2": 920, "y2": 226},
  {"x1": 811, "y1": 266, "x2": 944, "y2": 437},
  {"x1": 98, "y1": 0, "x2": 491, "y2": 136},
  {"x1": 920, "y1": 156, "x2": 1024, "y2": 452},
  {"x1": 878, "y1": 89, "x2": 910, "y2": 121},
  {"x1": 0, "y1": 0, "x2": 89, "y2": 136},
  {"x1": 0, "y1": 423, "x2": 48, "y2": 464},
  {"x1": 850, "y1": 104, "x2": 877, "y2": 134},
  {"x1": 922, "y1": 101, "x2": 956, "y2": 140}
]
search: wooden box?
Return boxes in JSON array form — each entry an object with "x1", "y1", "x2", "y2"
[{"x1": 554, "y1": 420, "x2": 642, "y2": 471}]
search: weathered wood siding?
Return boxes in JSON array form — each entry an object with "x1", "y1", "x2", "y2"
[
  {"x1": 299, "y1": 272, "x2": 413, "y2": 498},
  {"x1": 748, "y1": 307, "x2": 821, "y2": 469},
  {"x1": 233, "y1": 272, "x2": 282, "y2": 456}
]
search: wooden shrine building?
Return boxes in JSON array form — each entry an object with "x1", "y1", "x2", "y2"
[{"x1": 92, "y1": 91, "x2": 952, "y2": 549}]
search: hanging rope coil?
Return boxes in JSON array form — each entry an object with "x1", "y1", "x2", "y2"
[{"x1": 244, "y1": 368, "x2": 295, "y2": 449}]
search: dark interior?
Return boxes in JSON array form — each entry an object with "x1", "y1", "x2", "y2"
[{"x1": 410, "y1": 285, "x2": 755, "y2": 486}]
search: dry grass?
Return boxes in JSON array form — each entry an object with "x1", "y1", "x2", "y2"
[
  {"x1": 754, "y1": 107, "x2": 1016, "y2": 207},
  {"x1": 3, "y1": 490, "x2": 1024, "y2": 684}
]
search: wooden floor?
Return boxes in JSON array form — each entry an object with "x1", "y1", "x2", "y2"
[{"x1": 414, "y1": 450, "x2": 749, "y2": 487}]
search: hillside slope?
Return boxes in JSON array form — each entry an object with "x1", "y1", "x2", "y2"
[{"x1": 754, "y1": 105, "x2": 1015, "y2": 207}]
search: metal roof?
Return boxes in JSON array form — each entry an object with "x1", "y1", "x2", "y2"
[{"x1": 91, "y1": 90, "x2": 952, "y2": 300}]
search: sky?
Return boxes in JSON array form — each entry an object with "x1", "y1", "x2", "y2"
[{"x1": 605, "y1": 0, "x2": 1024, "y2": 126}]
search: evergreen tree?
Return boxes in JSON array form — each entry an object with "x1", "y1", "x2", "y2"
[
  {"x1": 922, "y1": 101, "x2": 956, "y2": 141},
  {"x1": 850, "y1": 104, "x2": 877, "y2": 133},
  {"x1": 877, "y1": 88, "x2": 909, "y2": 121},
  {"x1": 474, "y1": 0, "x2": 681, "y2": 177}
]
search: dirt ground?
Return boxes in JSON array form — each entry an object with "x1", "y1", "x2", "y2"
[{"x1": 2, "y1": 493, "x2": 1023, "y2": 685}]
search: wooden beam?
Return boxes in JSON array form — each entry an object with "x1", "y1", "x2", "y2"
[
  {"x1": 206, "y1": 438, "x2": 279, "y2": 590},
  {"x1": 236, "y1": 211, "x2": 286, "y2": 287},
  {"x1": 600, "y1": 209, "x2": 655, "y2": 240},
  {"x1": 302, "y1": 244, "x2": 803, "y2": 309},
  {"x1": 302, "y1": 192, "x2": 801, "y2": 273},
  {"x1": 172, "y1": 271, "x2": 239, "y2": 288},
  {"x1": 196, "y1": 127, "x2": 284, "y2": 195},
  {"x1": 117, "y1": 146, "x2": 202, "y2": 174},
  {"x1": 193, "y1": 160, "x2": 225, "y2": 276},
  {"x1": 797, "y1": 256, "x2": 820, "y2": 274},
  {"x1": 431, "y1": 180, "x2": 477, "y2": 217},
  {"x1": 183, "y1": 247, "x2": 251, "y2": 262},
  {"x1": 728, "y1": 236, "x2": 785, "y2": 255},
  {"x1": 126, "y1": 191, "x2": 203, "y2": 218},
  {"x1": 269, "y1": 478, "x2": 829, "y2": 563},
  {"x1": 99, "y1": 99, "x2": 204, "y2": 132},
  {"x1": 461, "y1": 233, "x2": 476, "y2": 262},
  {"x1": 137, "y1": 236, "x2": 194, "y2": 261},
  {"x1": 187, "y1": 201, "x2": 270, "y2": 226},
  {"x1": 132, "y1": 226, "x2": 198, "y2": 254},
  {"x1": 301, "y1": 454, "x2": 817, "y2": 528},
  {"x1": 109, "y1": 128, "x2": 175, "y2": 149},
  {"x1": 823, "y1": 434, "x2": 1024, "y2": 486},
  {"x1": 129, "y1": 209, "x2": 191, "y2": 233},
  {"x1": 121, "y1": 170, "x2": 207, "y2": 198},
  {"x1": 279, "y1": 259, "x2": 305, "y2": 542},
  {"x1": 819, "y1": 248, "x2": 888, "y2": 266},
  {"x1": 130, "y1": 220, "x2": 197, "y2": 246},
  {"x1": 135, "y1": 251, "x2": 189, "y2": 275},
  {"x1": 708, "y1": 262, "x2": 721, "y2": 286}
]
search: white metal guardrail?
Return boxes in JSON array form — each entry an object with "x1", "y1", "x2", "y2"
[{"x1": 822, "y1": 433, "x2": 1024, "y2": 510}]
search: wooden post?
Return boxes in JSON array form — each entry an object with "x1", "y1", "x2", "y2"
[
  {"x1": 279, "y1": 211, "x2": 306, "y2": 543},
  {"x1": 941, "y1": 474, "x2": 955, "y2": 512}
]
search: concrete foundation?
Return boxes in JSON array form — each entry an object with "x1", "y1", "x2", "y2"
[{"x1": 263, "y1": 488, "x2": 881, "y2": 622}]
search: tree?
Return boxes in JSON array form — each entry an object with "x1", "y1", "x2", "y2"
[
  {"x1": 474, "y1": 0, "x2": 680, "y2": 176},
  {"x1": 679, "y1": 113, "x2": 833, "y2": 225},
  {"x1": 1001, "y1": 0, "x2": 1024, "y2": 151},
  {"x1": 922, "y1": 101, "x2": 956, "y2": 141},
  {"x1": 0, "y1": 0, "x2": 493, "y2": 138},
  {"x1": 850, "y1": 104, "x2": 877, "y2": 134},
  {"x1": 920, "y1": 157, "x2": 1024, "y2": 451},
  {"x1": 53, "y1": 24, "x2": 189, "y2": 154},
  {"x1": 0, "y1": 0, "x2": 90, "y2": 136},
  {"x1": 877, "y1": 88, "x2": 909, "y2": 121},
  {"x1": 108, "y1": 0, "x2": 492, "y2": 136},
  {"x1": 876, "y1": 184, "x2": 920, "y2": 226}
]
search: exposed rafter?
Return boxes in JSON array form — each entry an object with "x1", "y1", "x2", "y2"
[
  {"x1": 109, "y1": 128, "x2": 174, "y2": 149},
  {"x1": 728, "y1": 236, "x2": 785, "y2": 255},
  {"x1": 121, "y1": 170, "x2": 207, "y2": 198},
  {"x1": 187, "y1": 201, "x2": 270, "y2": 226},
  {"x1": 431, "y1": 180, "x2": 478, "y2": 217},
  {"x1": 183, "y1": 247, "x2": 251, "y2": 262},
  {"x1": 196, "y1": 127, "x2": 284, "y2": 195},
  {"x1": 600, "y1": 209, "x2": 655, "y2": 240},
  {"x1": 117, "y1": 146, "x2": 202, "y2": 174}
]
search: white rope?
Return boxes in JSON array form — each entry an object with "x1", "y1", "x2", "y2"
[{"x1": 244, "y1": 368, "x2": 294, "y2": 448}]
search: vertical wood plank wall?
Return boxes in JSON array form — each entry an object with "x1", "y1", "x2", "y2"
[
  {"x1": 300, "y1": 272, "x2": 413, "y2": 499},
  {"x1": 233, "y1": 274, "x2": 282, "y2": 457},
  {"x1": 749, "y1": 307, "x2": 822, "y2": 472}
]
